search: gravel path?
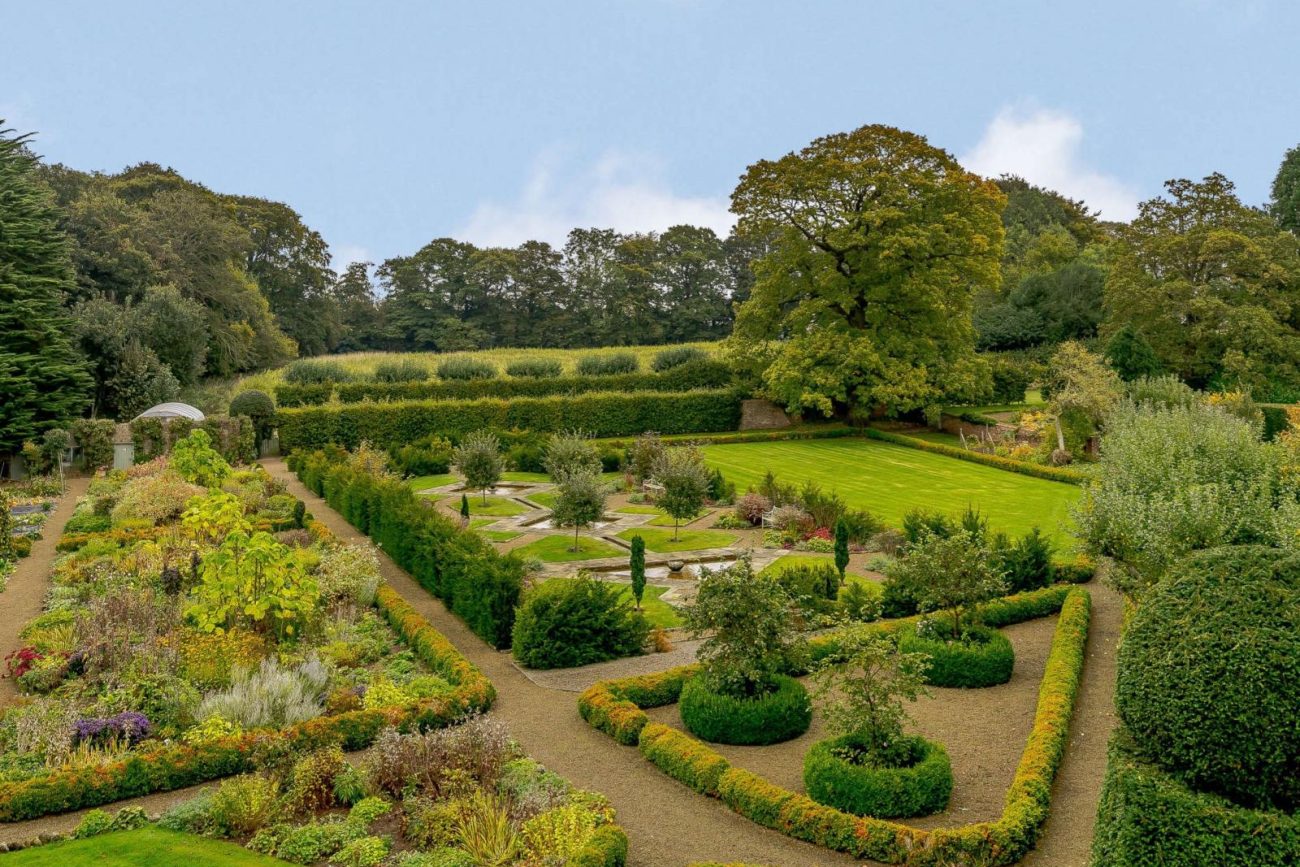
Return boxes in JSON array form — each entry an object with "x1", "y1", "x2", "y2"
[{"x1": 0, "y1": 476, "x2": 90, "y2": 706}]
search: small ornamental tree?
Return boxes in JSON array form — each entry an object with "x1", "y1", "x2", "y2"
[
  {"x1": 1045, "y1": 340, "x2": 1122, "y2": 460},
  {"x1": 886, "y1": 529, "x2": 1006, "y2": 639},
  {"x1": 656, "y1": 446, "x2": 711, "y2": 540},
  {"x1": 628, "y1": 432, "x2": 666, "y2": 485},
  {"x1": 812, "y1": 630, "x2": 931, "y2": 764},
  {"x1": 453, "y1": 430, "x2": 503, "y2": 503},
  {"x1": 460, "y1": 494, "x2": 470, "y2": 522},
  {"x1": 834, "y1": 518, "x2": 850, "y2": 582},
  {"x1": 550, "y1": 469, "x2": 608, "y2": 553},
  {"x1": 543, "y1": 430, "x2": 601, "y2": 482},
  {"x1": 186, "y1": 527, "x2": 319, "y2": 640},
  {"x1": 629, "y1": 535, "x2": 646, "y2": 610},
  {"x1": 684, "y1": 557, "x2": 805, "y2": 697},
  {"x1": 170, "y1": 429, "x2": 232, "y2": 488}
]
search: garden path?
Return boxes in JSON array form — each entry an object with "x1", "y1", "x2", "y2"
[{"x1": 0, "y1": 475, "x2": 90, "y2": 707}]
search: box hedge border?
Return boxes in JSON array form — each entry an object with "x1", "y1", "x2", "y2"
[
  {"x1": 579, "y1": 586, "x2": 1090, "y2": 865},
  {"x1": 0, "y1": 584, "x2": 494, "y2": 823},
  {"x1": 290, "y1": 450, "x2": 526, "y2": 649},
  {"x1": 862, "y1": 427, "x2": 1089, "y2": 485},
  {"x1": 276, "y1": 388, "x2": 743, "y2": 453},
  {"x1": 274, "y1": 359, "x2": 734, "y2": 407}
]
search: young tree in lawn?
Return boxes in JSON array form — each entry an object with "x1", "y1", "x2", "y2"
[
  {"x1": 629, "y1": 534, "x2": 646, "y2": 610},
  {"x1": 657, "y1": 446, "x2": 711, "y2": 540},
  {"x1": 834, "y1": 518, "x2": 850, "y2": 583},
  {"x1": 453, "y1": 430, "x2": 503, "y2": 504},
  {"x1": 550, "y1": 468, "x2": 608, "y2": 553},
  {"x1": 886, "y1": 530, "x2": 1006, "y2": 640},
  {"x1": 812, "y1": 629, "x2": 931, "y2": 763},
  {"x1": 628, "y1": 431, "x2": 666, "y2": 486},
  {"x1": 543, "y1": 430, "x2": 601, "y2": 482}
]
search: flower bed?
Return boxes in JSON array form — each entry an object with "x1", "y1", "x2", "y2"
[
  {"x1": 579, "y1": 587, "x2": 1091, "y2": 865},
  {"x1": 0, "y1": 443, "x2": 494, "y2": 822}
]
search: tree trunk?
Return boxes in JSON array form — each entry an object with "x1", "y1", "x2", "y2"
[
  {"x1": 1054, "y1": 416, "x2": 1066, "y2": 453},
  {"x1": 572, "y1": 523, "x2": 581, "y2": 553}
]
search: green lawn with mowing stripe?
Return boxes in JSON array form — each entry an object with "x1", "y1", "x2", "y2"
[
  {"x1": 701, "y1": 438, "x2": 1079, "y2": 547},
  {"x1": 615, "y1": 527, "x2": 738, "y2": 553},
  {"x1": 0, "y1": 828, "x2": 290, "y2": 865},
  {"x1": 511, "y1": 535, "x2": 625, "y2": 562}
]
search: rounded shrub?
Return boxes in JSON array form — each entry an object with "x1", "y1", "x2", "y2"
[
  {"x1": 436, "y1": 356, "x2": 497, "y2": 381},
  {"x1": 651, "y1": 346, "x2": 708, "y2": 372},
  {"x1": 576, "y1": 352, "x2": 638, "y2": 377},
  {"x1": 506, "y1": 357, "x2": 563, "y2": 378},
  {"x1": 679, "y1": 673, "x2": 811, "y2": 745},
  {"x1": 284, "y1": 358, "x2": 354, "y2": 384},
  {"x1": 229, "y1": 390, "x2": 276, "y2": 441},
  {"x1": 373, "y1": 358, "x2": 429, "y2": 382},
  {"x1": 511, "y1": 577, "x2": 650, "y2": 670},
  {"x1": 803, "y1": 734, "x2": 952, "y2": 818},
  {"x1": 898, "y1": 623, "x2": 1014, "y2": 688},
  {"x1": 1116, "y1": 545, "x2": 1300, "y2": 811}
]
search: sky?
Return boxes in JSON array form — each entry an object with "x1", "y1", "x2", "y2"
[{"x1": 3, "y1": 1, "x2": 1296, "y2": 268}]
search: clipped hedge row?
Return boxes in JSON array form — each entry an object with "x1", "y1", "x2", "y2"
[
  {"x1": 131, "y1": 415, "x2": 257, "y2": 465},
  {"x1": 571, "y1": 824, "x2": 631, "y2": 867},
  {"x1": 898, "y1": 624, "x2": 1015, "y2": 688},
  {"x1": 274, "y1": 359, "x2": 734, "y2": 407},
  {"x1": 678, "y1": 674, "x2": 811, "y2": 745},
  {"x1": 862, "y1": 427, "x2": 1089, "y2": 485},
  {"x1": 803, "y1": 734, "x2": 952, "y2": 819},
  {"x1": 0, "y1": 582, "x2": 494, "y2": 822},
  {"x1": 580, "y1": 587, "x2": 1092, "y2": 865},
  {"x1": 277, "y1": 389, "x2": 743, "y2": 453},
  {"x1": 1091, "y1": 729, "x2": 1300, "y2": 866},
  {"x1": 292, "y1": 450, "x2": 526, "y2": 648}
]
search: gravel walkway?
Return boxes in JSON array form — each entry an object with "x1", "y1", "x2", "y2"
[{"x1": 0, "y1": 476, "x2": 90, "y2": 706}]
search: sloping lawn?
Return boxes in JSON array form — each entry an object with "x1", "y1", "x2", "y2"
[
  {"x1": 0, "y1": 828, "x2": 289, "y2": 865},
  {"x1": 404, "y1": 473, "x2": 457, "y2": 491},
  {"x1": 700, "y1": 438, "x2": 1080, "y2": 547},
  {"x1": 539, "y1": 578, "x2": 682, "y2": 628},
  {"x1": 615, "y1": 527, "x2": 738, "y2": 553},
  {"x1": 512, "y1": 535, "x2": 626, "y2": 563}
]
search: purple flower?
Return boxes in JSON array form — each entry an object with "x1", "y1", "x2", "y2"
[{"x1": 73, "y1": 712, "x2": 153, "y2": 746}]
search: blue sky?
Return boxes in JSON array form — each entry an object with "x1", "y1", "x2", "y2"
[{"x1": 4, "y1": 1, "x2": 1296, "y2": 266}]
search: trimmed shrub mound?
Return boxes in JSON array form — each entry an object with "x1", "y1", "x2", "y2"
[
  {"x1": 577, "y1": 352, "x2": 638, "y2": 376},
  {"x1": 505, "y1": 357, "x2": 563, "y2": 378},
  {"x1": 679, "y1": 674, "x2": 811, "y2": 745},
  {"x1": 898, "y1": 623, "x2": 1014, "y2": 688},
  {"x1": 511, "y1": 577, "x2": 650, "y2": 670},
  {"x1": 803, "y1": 734, "x2": 952, "y2": 818},
  {"x1": 1115, "y1": 545, "x2": 1300, "y2": 812},
  {"x1": 436, "y1": 356, "x2": 497, "y2": 380}
]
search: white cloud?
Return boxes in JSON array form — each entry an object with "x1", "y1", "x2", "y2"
[
  {"x1": 961, "y1": 106, "x2": 1140, "y2": 221},
  {"x1": 330, "y1": 244, "x2": 372, "y2": 271},
  {"x1": 456, "y1": 149, "x2": 735, "y2": 248}
]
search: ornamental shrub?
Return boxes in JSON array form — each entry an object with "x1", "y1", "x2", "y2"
[
  {"x1": 171, "y1": 429, "x2": 233, "y2": 488},
  {"x1": 395, "y1": 436, "x2": 454, "y2": 476},
  {"x1": 196, "y1": 657, "x2": 330, "y2": 730},
  {"x1": 576, "y1": 352, "x2": 638, "y2": 376},
  {"x1": 651, "y1": 346, "x2": 708, "y2": 371},
  {"x1": 1116, "y1": 545, "x2": 1300, "y2": 811},
  {"x1": 506, "y1": 358, "x2": 563, "y2": 378},
  {"x1": 803, "y1": 735, "x2": 952, "y2": 818},
  {"x1": 209, "y1": 773, "x2": 281, "y2": 835},
  {"x1": 899, "y1": 623, "x2": 1015, "y2": 688},
  {"x1": 994, "y1": 527, "x2": 1055, "y2": 592},
  {"x1": 109, "y1": 470, "x2": 204, "y2": 527},
  {"x1": 679, "y1": 673, "x2": 811, "y2": 745},
  {"x1": 437, "y1": 356, "x2": 497, "y2": 381},
  {"x1": 512, "y1": 576, "x2": 649, "y2": 669},
  {"x1": 373, "y1": 358, "x2": 429, "y2": 383},
  {"x1": 284, "y1": 358, "x2": 354, "y2": 384},
  {"x1": 230, "y1": 390, "x2": 276, "y2": 442}
]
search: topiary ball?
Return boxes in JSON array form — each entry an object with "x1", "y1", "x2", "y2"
[
  {"x1": 679, "y1": 674, "x2": 811, "y2": 745},
  {"x1": 1116, "y1": 545, "x2": 1300, "y2": 811},
  {"x1": 229, "y1": 390, "x2": 276, "y2": 441}
]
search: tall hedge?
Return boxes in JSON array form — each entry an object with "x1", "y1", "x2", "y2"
[
  {"x1": 291, "y1": 450, "x2": 525, "y2": 648},
  {"x1": 131, "y1": 415, "x2": 256, "y2": 464},
  {"x1": 277, "y1": 389, "x2": 742, "y2": 453},
  {"x1": 274, "y1": 359, "x2": 734, "y2": 407}
]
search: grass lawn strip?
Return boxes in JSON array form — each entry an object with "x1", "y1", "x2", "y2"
[
  {"x1": 700, "y1": 438, "x2": 1080, "y2": 547},
  {"x1": 0, "y1": 827, "x2": 290, "y2": 865},
  {"x1": 614, "y1": 527, "x2": 738, "y2": 553},
  {"x1": 512, "y1": 534, "x2": 626, "y2": 563},
  {"x1": 403, "y1": 473, "x2": 457, "y2": 490},
  {"x1": 482, "y1": 529, "x2": 524, "y2": 543},
  {"x1": 461, "y1": 495, "x2": 529, "y2": 517}
]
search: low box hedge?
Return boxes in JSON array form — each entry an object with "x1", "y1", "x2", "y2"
[
  {"x1": 276, "y1": 388, "x2": 743, "y2": 453},
  {"x1": 1091, "y1": 729, "x2": 1300, "y2": 866},
  {"x1": 274, "y1": 359, "x2": 734, "y2": 407},
  {"x1": 580, "y1": 587, "x2": 1092, "y2": 865},
  {"x1": 898, "y1": 623, "x2": 1015, "y2": 688},
  {"x1": 678, "y1": 674, "x2": 811, "y2": 746},
  {"x1": 0, "y1": 583, "x2": 494, "y2": 822},
  {"x1": 862, "y1": 427, "x2": 1089, "y2": 485},
  {"x1": 803, "y1": 734, "x2": 952, "y2": 819}
]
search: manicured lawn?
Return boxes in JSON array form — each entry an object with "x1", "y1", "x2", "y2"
[
  {"x1": 512, "y1": 535, "x2": 626, "y2": 562},
  {"x1": 700, "y1": 438, "x2": 1080, "y2": 546},
  {"x1": 539, "y1": 578, "x2": 682, "y2": 628},
  {"x1": 616, "y1": 504, "x2": 713, "y2": 527},
  {"x1": 526, "y1": 490, "x2": 558, "y2": 509},
  {"x1": 468, "y1": 517, "x2": 496, "y2": 529},
  {"x1": 462, "y1": 496, "x2": 529, "y2": 517},
  {"x1": 615, "y1": 527, "x2": 738, "y2": 553},
  {"x1": 405, "y1": 473, "x2": 456, "y2": 491},
  {"x1": 502, "y1": 471, "x2": 551, "y2": 483},
  {"x1": 483, "y1": 529, "x2": 524, "y2": 542},
  {"x1": 615, "y1": 504, "x2": 660, "y2": 515},
  {"x1": 0, "y1": 828, "x2": 289, "y2": 865},
  {"x1": 648, "y1": 509, "x2": 714, "y2": 528}
]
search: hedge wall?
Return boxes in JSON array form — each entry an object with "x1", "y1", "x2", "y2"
[
  {"x1": 579, "y1": 587, "x2": 1091, "y2": 865},
  {"x1": 131, "y1": 415, "x2": 257, "y2": 464},
  {"x1": 277, "y1": 389, "x2": 742, "y2": 453},
  {"x1": 1091, "y1": 730, "x2": 1300, "y2": 866},
  {"x1": 862, "y1": 427, "x2": 1089, "y2": 485},
  {"x1": 274, "y1": 359, "x2": 734, "y2": 407},
  {"x1": 291, "y1": 450, "x2": 526, "y2": 648},
  {"x1": 0, "y1": 584, "x2": 494, "y2": 822}
]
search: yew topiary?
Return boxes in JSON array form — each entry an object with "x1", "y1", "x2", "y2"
[{"x1": 1116, "y1": 545, "x2": 1300, "y2": 811}]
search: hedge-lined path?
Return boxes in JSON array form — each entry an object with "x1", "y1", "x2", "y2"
[
  {"x1": 0, "y1": 475, "x2": 91, "y2": 706},
  {"x1": 260, "y1": 459, "x2": 862, "y2": 867},
  {"x1": 1019, "y1": 578, "x2": 1122, "y2": 867}
]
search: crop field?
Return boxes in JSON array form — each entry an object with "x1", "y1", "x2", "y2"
[{"x1": 700, "y1": 438, "x2": 1081, "y2": 546}]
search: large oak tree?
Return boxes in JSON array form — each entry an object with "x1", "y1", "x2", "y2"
[{"x1": 724, "y1": 124, "x2": 1005, "y2": 417}]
